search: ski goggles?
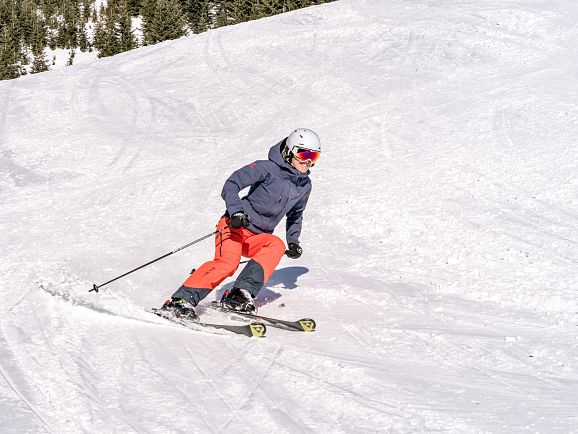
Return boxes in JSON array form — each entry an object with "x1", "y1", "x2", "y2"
[{"x1": 293, "y1": 148, "x2": 321, "y2": 163}]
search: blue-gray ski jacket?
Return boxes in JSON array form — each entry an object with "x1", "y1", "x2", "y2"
[{"x1": 221, "y1": 140, "x2": 312, "y2": 244}]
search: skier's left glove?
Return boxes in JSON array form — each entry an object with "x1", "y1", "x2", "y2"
[
  {"x1": 285, "y1": 242, "x2": 302, "y2": 259},
  {"x1": 230, "y1": 212, "x2": 250, "y2": 229}
]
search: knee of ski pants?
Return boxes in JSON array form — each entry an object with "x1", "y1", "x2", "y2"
[
  {"x1": 253, "y1": 236, "x2": 286, "y2": 270},
  {"x1": 269, "y1": 236, "x2": 287, "y2": 259},
  {"x1": 216, "y1": 256, "x2": 241, "y2": 277}
]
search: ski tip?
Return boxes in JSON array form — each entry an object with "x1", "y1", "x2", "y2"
[
  {"x1": 249, "y1": 322, "x2": 267, "y2": 338},
  {"x1": 298, "y1": 318, "x2": 316, "y2": 332}
]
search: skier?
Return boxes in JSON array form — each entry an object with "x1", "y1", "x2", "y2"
[{"x1": 161, "y1": 128, "x2": 321, "y2": 320}]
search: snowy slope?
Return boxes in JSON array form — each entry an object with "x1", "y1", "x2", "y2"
[{"x1": 1, "y1": 0, "x2": 578, "y2": 432}]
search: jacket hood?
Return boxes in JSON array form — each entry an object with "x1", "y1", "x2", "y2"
[{"x1": 268, "y1": 139, "x2": 310, "y2": 178}]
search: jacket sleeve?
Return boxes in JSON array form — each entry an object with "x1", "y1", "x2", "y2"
[
  {"x1": 285, "y1": 187, "x2": 311, "y2": 244},
  {"x1": 221, "y1": 161, "x2": 268, "y2": 215}
]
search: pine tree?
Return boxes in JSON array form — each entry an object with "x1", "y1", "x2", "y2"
[
  {"x1": 94, "y1": 0, "x2": 137, "y2": 58},
  {"x1": 227, "y1": 0, "x2": 252, "y2": 25},
  {"x1": 0, "y1": 1, "x2": 27, "y2": 80},
  {"x1": 214, "y1": 2, "x2": 228, "y2": 28},
  {"x1": 140, "y1": 0, "x2": 157, "y2": 35},
  {"x1": 30, "y1": 11, "x2": 46, "y2": 53},
  {"x1": 287, "y1": 0, "x2": 311, "y2": 10},
  {"x1": 91, "y1": 4, "x2": 98, "y2": 23},
  {"x1": 143, "y1": 0, "x2": 187, "y2": 45},
  {"x1": 195, "y1": 2, "x2": 211, "y2": 33},
  {"x1": 0, "y1": 26, "x2": 24, "y2": 80},
  {"x1": 30, "y1": 48, "x2": 49, "y2": 73},
  {"x1": 127, "y1": 0, "x2": 141, "y2": 16},
  {"x1": 17, "y1": 0, "x2": 36, "y2": 47},
  {"x1": 66, "y1": 48, "x2": 75, "y2": 65},
  {"x1": 78, "y1": 25, "x2": 89, "y2": 51},
  {"x1": 250, "y1": 0, "x2": 283, "y2": 20},
  {"x1": 30, "y1": 17, "x2": 49, "y2": 73},
  {"x1": 115, "y1": 0, "x2": 137, "y2": 52},
  {"x1": 93, "y1": 7, "x2": 119, "y2": 57},
  {"x1": 178, "y1": 0, "x2": 209, "y2": 34},
  {"x1": 81, "y1": 0, "x2": 92, "y2": 22}
]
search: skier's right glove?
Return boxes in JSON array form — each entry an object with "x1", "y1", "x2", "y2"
[
  {"x1": 230, "y1": 212, "x2": 250, "y2": 229},
  {"x1": 285, "y1": 242, "x2": 303, "y2": 259}
]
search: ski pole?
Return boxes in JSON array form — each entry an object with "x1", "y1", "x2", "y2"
[{"x1": 90, "y1": 225, "x2": 230, "y2": 293}]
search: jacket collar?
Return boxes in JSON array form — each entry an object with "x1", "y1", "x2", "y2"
[{"x1": 268, "y1": 140, "x2": 310, "y2": 179}]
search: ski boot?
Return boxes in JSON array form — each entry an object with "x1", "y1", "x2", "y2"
[
  {"x1": 220, "y1": 288, "x2": 257, "y2": 314},
  {"x1": 161, "y1": 298, "x2": 199, "y2": 322}
]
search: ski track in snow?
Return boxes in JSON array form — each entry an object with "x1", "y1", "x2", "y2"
[{"x1": 1, "y1": 0, "x2": 578, "y2": 432}]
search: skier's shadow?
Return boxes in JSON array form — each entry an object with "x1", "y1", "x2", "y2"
[{"x1": 215, "y1": 266, "x2": 309, "y2": 308}]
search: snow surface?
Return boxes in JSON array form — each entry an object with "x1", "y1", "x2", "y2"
[{"x1": 1, "y1": 0, "x2": 578, "y2": 432}]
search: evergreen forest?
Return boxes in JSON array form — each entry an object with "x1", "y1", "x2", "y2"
[{"x1": 0, "y1": 0, "x2": 334, "y2": 81}]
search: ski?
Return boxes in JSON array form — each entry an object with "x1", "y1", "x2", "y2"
[
  {"x1": 150, "y1": 308, "x2": 266, "y2": 338},
  {"x1": 210, "y1": 301, "x2": 316, "y2": 332}
]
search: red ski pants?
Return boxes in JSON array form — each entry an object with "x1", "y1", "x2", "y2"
[{"x1": 181, "y1": 217, "x2": 286, "y2": 291}]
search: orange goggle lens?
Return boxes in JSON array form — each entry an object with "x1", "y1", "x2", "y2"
[{"x1": 294, "y1": 148, "x2": 320, "y2": 163}]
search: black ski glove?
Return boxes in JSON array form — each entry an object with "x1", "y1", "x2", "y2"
[
  {"x1": 285, "y1": 242, "x2": 302, "y2": 259},
  {"x1": 230, "y1": 212, "x2": 250, "y2": 229}
]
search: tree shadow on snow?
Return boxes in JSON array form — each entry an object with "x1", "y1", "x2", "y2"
[{"x1": 214, "y1": 266, "x2": 309, "y2": 308}]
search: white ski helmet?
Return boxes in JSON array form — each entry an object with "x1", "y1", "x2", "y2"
[{"x1": 283, "y1": 128, "x2": 321, "y2": 166}]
